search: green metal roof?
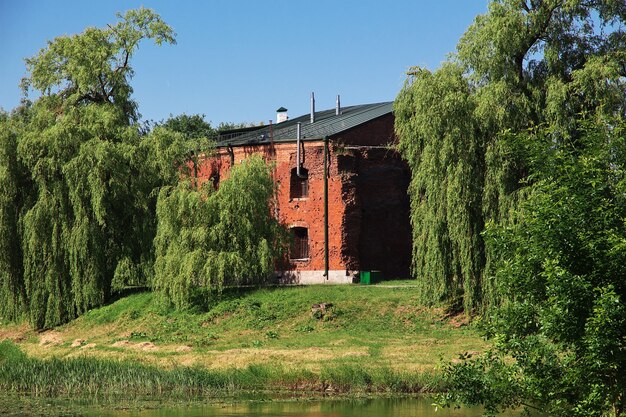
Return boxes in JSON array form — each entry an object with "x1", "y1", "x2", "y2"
[{"x1": 216, "y1": 101, "x2": 393, "y2": 147}]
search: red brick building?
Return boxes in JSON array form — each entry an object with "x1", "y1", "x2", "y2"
[{"x1": 196, "y1": 101, "x2": 411, "y2": 284}]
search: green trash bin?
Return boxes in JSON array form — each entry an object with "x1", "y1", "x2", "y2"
[{"x1": 360, "y1": 270, "x2": 382, "y2": 285}]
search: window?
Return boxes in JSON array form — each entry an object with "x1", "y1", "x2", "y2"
[
  {"x1": 290, "y1": 227, "x2": 309, "y2": 259},
  {"x1": 210, "y1": 171, "x2": 220, "y2": 190},
  {"x1": 290, "y1": 167, "x2": 309, "y2": 199}
]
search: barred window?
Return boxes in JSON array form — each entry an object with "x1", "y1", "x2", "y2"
[
  {"x1": 290, "y1": 227, "x2": 309, "y2": 260},
  {"x1": 290, "y1": 167, "x2": 308, "y2": 199}
]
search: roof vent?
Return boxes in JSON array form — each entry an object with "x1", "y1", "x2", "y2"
[
  {"x1": 276, "y1": 107, "x2": 288, "y2": 123},
  {"x1": 336, "y1": 94, "x2": 341, "y2": 116},
  {"x1": 310, "y1": 92, "x2": 315, "y2": 123}
]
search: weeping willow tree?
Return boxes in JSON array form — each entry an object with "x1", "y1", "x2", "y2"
[
  {"x1": 395, "y1": 0, "x2": 626, "y2": 312},
  {"x1": 153, "y1": 155, "x2": 287, "y2": 310},
  {"x1": 0, "y1": 111, "x2": 29, "y2": 321},
  {"x1": 0, "y1": 8, "x2": 177, "y2": 329}
]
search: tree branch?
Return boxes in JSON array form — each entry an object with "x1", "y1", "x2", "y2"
[
  {"x1": 97, "y1": 73, "x2": 111, "y2": 103},
  {"x1": 515, "y1": 1, "x2": 562, "y2": 85},
  {"x1": 520, "y1": 402, "x2": 545, "y2": 413}
]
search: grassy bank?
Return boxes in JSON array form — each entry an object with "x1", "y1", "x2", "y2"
[
  {"x1": 0, "y1": 340, "x2": 443, "y2": 397},
  {"x1": 0, "y1": 284, "x2": 486, "y2": 397}
]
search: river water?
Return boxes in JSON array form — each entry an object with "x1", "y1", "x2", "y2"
[{"x1": 88, "y1": 397, "x2": 526, "y2": 417}]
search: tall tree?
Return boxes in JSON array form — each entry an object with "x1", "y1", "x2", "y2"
[
  {"x1": 0, "y1": 8, "x2": 177, "y2": 329},
  {"x1": 21, "y1": 8, "x2": 175, "y2": 121},
  {"x1": 0, "y1": 108, "x2": 30, "y2": 321},
  {"x1": 442, "y1": 119, "x2": 626, "y2": 417},
  {"x1": 394, "y1": 0, "x2": 626, "y2": 312},
  {"x1": 396, "y1": 0, "x2": 626, "y2": 415}
]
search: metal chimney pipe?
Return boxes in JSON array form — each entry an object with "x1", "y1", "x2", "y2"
[
  {"x1": 296, "y1": 122, "x2": 302, "y2": 177},
  {"x1": 310, "y1": 92, "x2": 315, "y2": 123},
  {"x1": 336, "y1": 94, "x2": 341, "y2": 116}
]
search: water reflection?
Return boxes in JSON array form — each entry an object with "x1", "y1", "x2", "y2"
[{"x1": 93, "y1": 397, "x2": 524, "y2": 417}]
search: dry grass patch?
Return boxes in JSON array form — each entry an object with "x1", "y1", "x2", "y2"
[
  {"x1": 38, "y1": 331, "x2": 63, "y2": 348},
  {"x1": 70, "y1": 339, "x2": 85, "y2": 347},
  {"x1": 0, "y1": 323, "x2": 32, "y2": 343},
  {"x1": 175, "y1": 345, "x2": 192, "y2": 352}
]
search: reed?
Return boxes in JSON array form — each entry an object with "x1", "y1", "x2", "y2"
[{"x1": 0, "y1": 341, "x2": 445, "y2": 398}]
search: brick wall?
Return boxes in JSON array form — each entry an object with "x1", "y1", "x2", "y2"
[
  {"x1": 341, "y1": 148, "x2": 411, "y2": 278},
  {"x1": 196, "y1": 140, "x2": 349, "y2": 280},
  {"x1": 194, "y1": 115, "x2": 412, "y2": 283}
]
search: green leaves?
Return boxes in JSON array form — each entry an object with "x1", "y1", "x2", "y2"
[
  {"x1": 0, "y1": 9, "x2": 178, "y2": 330},
  {"x1": 22, "y1": 7, "x2": 175, "y2": 122},
  {"x1": 444, "y1": 120, "x2": 626, "y2": 415},
  {"x1": 439, "y1": 350, "x2": 526, "y2": 416},
  {"x1": 397, "y1": 1, "x2": 626, "y2": 414},
  {"x1": 0, "y1": 117, "x2": 27, "y2": 322},
  {"x1": 395, "y1": 0, "x2": 626, "y2": 314},
  {"x1": 395, "y1": 62, "x2": 487, "y2": 312},
  {"x1": 153, "y1": 155, "x2": 287, "y2": 310}
]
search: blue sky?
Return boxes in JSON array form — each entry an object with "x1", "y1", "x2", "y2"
[{"x1": 0, "y1": 1, "x2": 488, "y2": 125}]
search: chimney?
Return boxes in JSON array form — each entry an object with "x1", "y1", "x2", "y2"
[
  {"x1": 336, "y1": 94, "x2": 341, "y2": 116},
  {"x1": 276, "y1": 107, "x2": 288, "y2": 123},
  {"x1": 310, "y1": 92, "x2": 315, "y2": 123}
]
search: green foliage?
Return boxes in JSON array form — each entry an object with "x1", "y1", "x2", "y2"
[
  {"x1": 153, "y1": 155, "x2": 287, "y2": 309},
  {"x1": 0, "y1": 29, "x2": 264, "y2": 329},
  {"x1": 159, "y1": 113, "x2": 216, "y2": 142},
  {"x1": 21, "y1": 7, "x2": 175, "y2": 121},
  {"x1": 395, "y1": 64, "x2": 487, "y2": 312},
  {"x1": 397, "y1": 2, "x2": 626, "y2": 413},
  {"x1": 0, "y1": 115, "x2": 28, "y2": 321},
  {"x1": 443, "y1": 120, "x2": 626, "y2": 416},
  {"x1": 112, "y1": 257, "x2": 141, "y2": 292},
  {"x1": 157, "y1": 113, "x2": 217, "y2": 186},
  {"x1": 395, "y1": 0, "x2": 626, "y2": 312},
  {"x1": 0, "y1": 9, "x2": 178, "y2": 329}
]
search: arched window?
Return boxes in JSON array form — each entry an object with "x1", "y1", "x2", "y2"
[
  {"x1": 290, "y1": 227, "x2": 309, "y2": 260},
  {"x1": 290, "y1": 167, "x2": 308, "y2": 199}
]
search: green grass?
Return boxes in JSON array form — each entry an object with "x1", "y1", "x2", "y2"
[
  {"x1": 371, "y1": 279, "x2": 419, "y2": 286},
  {"x1": 0, "y1": 340, "x2": 444, "y2": 397},
  {"x1": 0, "y1": 284, "x2": 486, "y2": 395},
  {"x1": 73, "y1": 285, "x2": 469, "y2": 349}
]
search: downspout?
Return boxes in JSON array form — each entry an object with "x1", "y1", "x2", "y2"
[
  {"x1": 269, "y1": 120, "x2": 274, "y2": 157},
  {"x1": 296, "y1": 122, "x2": 302, "y2": 176},
  {"x1": 296, "y1": 122, "x2": 307, "y2": 178},
  {"x1": 269, "y1": 120, "x2": 279, "y2": 219},
  {"x1": 227, "y1": 144, "x2": 234, "y2": 166},
  {"x1": 323, "y1": 136, "x2": 329, "y2": 279}
]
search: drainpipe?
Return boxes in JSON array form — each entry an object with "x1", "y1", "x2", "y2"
[
  {"x1": 296, "y1": 122, "x2": 302, "y2": 176},
  {"x1": 269, "y1": 119, "x2": 274, "y2": 157},
  {"x1": 269, "y1": 120, "x2": 278, "y2": 219},
  {"x1": 227, "y1": 144, "x2": 234, "y2": 166},
  {"x1": 323, "y1": 136, "x2": 329, "y2": 279}
]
